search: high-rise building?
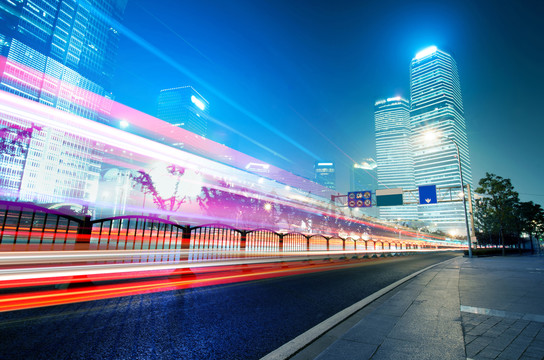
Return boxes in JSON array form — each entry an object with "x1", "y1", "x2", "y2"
[
  {"x1": 0, "y1": 0, "x2": 127, "y2": 204},
  {"x1": 374, "y1": 97, "x2": 417, "y2": 222},
  {"x1": 157, "y1": 86, "x2": 209, "y2": 143},
  {"x1": 0, "y1": 0, "x2": 127, "y2": 121},
  {"x1": 314, "y1": 161, "x2": 336, "y2": 191},
  {"x1": 410, "y1": 46, "x2": 472, "y2": 234}
]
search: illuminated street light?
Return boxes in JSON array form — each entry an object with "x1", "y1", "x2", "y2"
[
  {"x1": 425, "y1": 131, "x2": 473, "y2": 258},
  {"x1": 263, "y1": 203, "x2": 272, "y2": 211}
]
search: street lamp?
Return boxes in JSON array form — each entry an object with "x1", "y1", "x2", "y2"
[{"x1": 424, "y1": 131, "x2": 473, "y2": 258}]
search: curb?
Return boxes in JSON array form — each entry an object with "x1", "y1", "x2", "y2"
[{"x1": 260, "y1": 257, "x2": 459, "y2": 360}]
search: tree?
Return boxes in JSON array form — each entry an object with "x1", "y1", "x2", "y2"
[
  {"x1": 0, "y1": 124, "x2": 42, "y2": 157},
  {"x1": 518, "y1": 201, "x2": 544, "y2": 253},
  {"x1": 130, "y1": 165, "x2": 187, "y2": 214},
  {"x1": 475, "y1": 173, "x2": 520, "y2": 255}
]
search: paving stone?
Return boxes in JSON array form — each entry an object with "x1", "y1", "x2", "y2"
[
  {"x1": 486, "y1": 334, "x2": 515, "y2": 352},
  {"x1": 520, "y1": 322, "x2": 543, "y2": 338},
  {"x1": 497, "y1": 344, "x2": 529, "y2": 360},
  {"x1": 469, "y1": 323, "x2": 495, "y2": 336},
  {"x1": 372, "y1": 336, "x2": 464, "y2": 360},
  {"x1": 519, "y1": 355, "x2": 542, "y2": 360},
  {"x1": 315, "y1": 339, "x2": 378, "y2": 360},
  {"x1": 301, "y1": 257, "x2": 544, "y2": 360},
  {"x1": 342, "y1": 314, "x2": 398, "y2": 345},
  {"x1": 466, "y1": 341, "x2": 486, "y2": 358},
  {"x1": 464, "y1": 334, "x2": 477, "y2": 344},
  {"x1": 522, "y1": 346, "x2": 544, "y2": 359},
  {"x1": 477, "y1": 346, "x2": 501, "y2": 359}
]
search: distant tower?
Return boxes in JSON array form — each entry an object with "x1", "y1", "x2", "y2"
[
  {"x1": 157, "y1": 86, "x2": 209, "y2": 140},
  {"x1": 410, "y1": 46, "x2": 472, "y2": 234},
  {"x1": 314, "y1": 161, "x2": 336, "y2": 191},
  {"x1": 374, "y1": 97, "x2": 417, "y2": 222},
  {"x1": 350, "y1": 159, "x2": 377, "y2": 192}
]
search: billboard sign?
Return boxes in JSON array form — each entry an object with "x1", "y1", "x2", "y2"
[{"x1": 376, "y1": 188, "x2": 403, "y2": 206}]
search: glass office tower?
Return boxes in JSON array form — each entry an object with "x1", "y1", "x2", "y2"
[
  {"x1": 374, "y1": 97, "x2": 417, "y2": 222},
  {"x1": 0, "y1": 0, "x2": 127, "y2": 204},
  {"x1": 314, "y1": 161, "x2": 336, "y2": 191},
  {"x1": 410, "y1": 46, "x2": 472, "y2": 234},
  {"x1": 0, "y1": 0, "x2": 127, "y2": 118},
  {"x1": 157, "y1": 86, "x2": 209, "y2": 142}
]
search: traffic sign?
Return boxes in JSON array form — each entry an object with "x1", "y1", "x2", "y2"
[
  {"x1": 347, "y1": 191, "x2": 372, "y2": 207},
  {"x1": 418, "y1": 185, "x2": 437, "y2": 204},
  {"x1": 376, "y1": 188, "x2": 403, "y2": 206}
]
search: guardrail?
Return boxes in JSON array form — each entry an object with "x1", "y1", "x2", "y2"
[{"x1": 0, "y1": 200, "x2": 434, "y2": 258}]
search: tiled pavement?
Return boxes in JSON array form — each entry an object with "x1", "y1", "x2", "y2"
[
  {"x1": 274, "y1": 255, "x2": 544, "y2": 360},
  {"x1": 462, "y1": 311, "x2": 544, "y2": 360}
]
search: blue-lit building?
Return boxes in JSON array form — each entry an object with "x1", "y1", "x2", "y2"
[
  {"x1": 410, "y1": 46, "x2": 472, "y2": 234},
  {"x1": 0, "y1": 0, "x2": 127, "y2": 204},
  {"x1": 157, "y1": 86, "x2": 209, "y2": 143},
  {"x1": 374, "y1": 97, "x2": 417, "y2": 222},
  {"x1": 314, "y1": 161, "x2": 336, "y2": 191},
  {"x1": 0, "y1": 0, "x2": 126, "y2": 120}
]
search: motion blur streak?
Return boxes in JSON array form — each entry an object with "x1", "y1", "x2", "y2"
[
  {"x1": 0, "y1": 249, "x2": 452, "y2": 281},
  {"x1": 0, "y1": 253, "x2": 455, "y2": 312},
  {"x1": 83, "y1": 2, "x2": 322, "y2": 161}
]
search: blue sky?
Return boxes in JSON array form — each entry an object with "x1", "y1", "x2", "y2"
[{"x1": 112, "y1": 0, "x2": 544, "y2": 206}]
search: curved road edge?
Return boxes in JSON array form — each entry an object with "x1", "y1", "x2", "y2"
[{"x1": 260, "y1": 256, "x2": 460, "y2": 360}]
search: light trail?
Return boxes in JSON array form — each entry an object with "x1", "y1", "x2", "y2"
[
  {"x1": 0, "y1": 249, "x2": 457, "y2": 281},
  {"x1": 0, "y1": 78, "x2": 457, "y2": 243},
  {"x1": 83, "y1": 0, "x2": 322, "y2": 161},
  {"x1": 0, "y1": 251, "x2": 461, "y2": 313}
]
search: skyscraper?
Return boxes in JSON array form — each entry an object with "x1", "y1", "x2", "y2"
[
  {"x1": 314, "y1": 161, "x2": 336, "y2": 191},
  {"x1": 0, "y1": 0, "x2": 127, "y2": 204},
  {"x1": 157, "y1": 86, "x2": 209, "y2": 142},
  {"x1": 410, "y1": 46, "x2": 472, "y2": 234},
  {"x1": 374, "y1": 97, "x2": 417, "y2": 222},
  {"x1": 0, "y1": 0, "x2": 127, "y2": 121}
]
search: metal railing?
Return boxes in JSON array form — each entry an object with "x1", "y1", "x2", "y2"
[{"x1": 0, "y1": 201, "x2": 433, "y2": 258}]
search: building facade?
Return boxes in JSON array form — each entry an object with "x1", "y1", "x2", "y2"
[
  {"x1": 350, "y1": 159, "x2": 377, "y2": 192},
  {"x1": 157, "y1": 86, "x2": 209, "y2": 143},
  {"x1": 374, "y1": 97, "x2": 417, "y2": 222},
  {"x1": 314, "y1": 161, "x2": 336, "y2": 191},
  {"x1": 0, "y1": 0, "x2": 127, "y2": 204},
  {"x1": 410, "y1": 46, "x2": 472, "y2": 234}
]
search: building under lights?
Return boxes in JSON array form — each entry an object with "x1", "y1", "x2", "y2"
[
  {"x1": 374, "y1": 97, "x2": 417, "y2": 222},
  {"x1": 314, "y1": 161, "x2": 336, "y2": 191},
  {"x1": 350, "y1": 159, "x2": 377, "y2": 192},
  {"x1": 0, "y1": 0, "x2": 127, "y2": 204},
  {"x1": 157, "y1": 86, "x2": 209, "y2": 143},
  {"x1": 0, "y1": 0, "x2": 126, "y2": 122},
  {"x1": 410, "y1": 46, "x2": 472, "y2": 233}
]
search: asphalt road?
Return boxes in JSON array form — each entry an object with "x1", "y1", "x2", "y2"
[{"x1": 0, "y1": 252, "x2": 460, "y2": 360}]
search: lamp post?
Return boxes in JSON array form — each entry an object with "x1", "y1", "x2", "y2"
[
  {"x1": 444, "y1": 137, "x2": 473, "y2": 258},
  {"x1": 424, "y1": 131, "x2": 472, "y2": 258}
]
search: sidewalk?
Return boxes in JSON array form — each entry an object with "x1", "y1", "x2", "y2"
[{"x1": 272, "y1": 255, "x2": 544, "y2": 360}]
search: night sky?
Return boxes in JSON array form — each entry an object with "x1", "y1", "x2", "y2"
[{"x1": 111, "y1": 0, "x2": 544, "y2": 207}]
